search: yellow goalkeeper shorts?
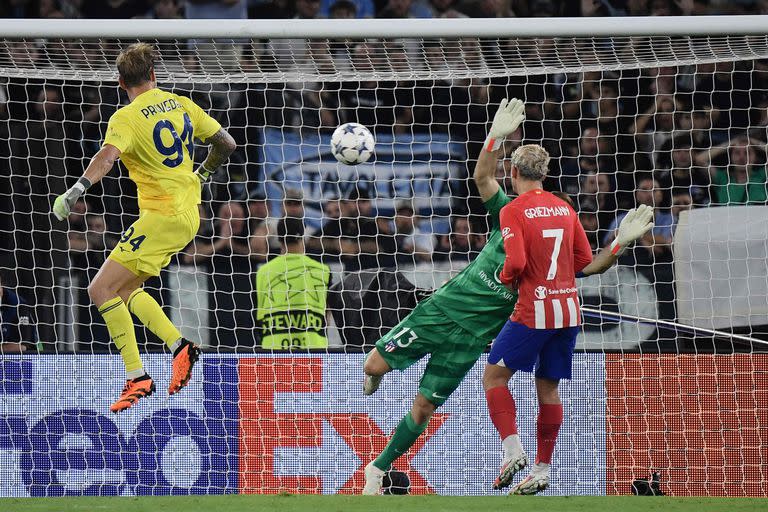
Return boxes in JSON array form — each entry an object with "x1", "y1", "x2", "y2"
[{"x1": 108, "y1": 206, "x2": 200, "y2": 277}]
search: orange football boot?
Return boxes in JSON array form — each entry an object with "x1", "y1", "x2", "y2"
[
  {"x1": 168, "y1": 339, "x2": 201, "y2": 395},
  {"x1": 110, "y1": 376, "x2": 155, "y2": 413}
]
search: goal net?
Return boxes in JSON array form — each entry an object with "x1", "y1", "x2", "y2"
[{"x1": 0, "y1": 18, "x2": 767, "y2": 498}]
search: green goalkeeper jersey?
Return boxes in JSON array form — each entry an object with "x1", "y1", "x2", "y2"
[{"x1": 429, "y1": 188, "x2": 518, "y2": 340}]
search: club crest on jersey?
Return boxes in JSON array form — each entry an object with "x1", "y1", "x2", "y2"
[
  {"x1": 384, "y1": 340, "x2": 397, "y2": 352},
  {"x1": 535, "y1": 286, "x2": 547, "y2": 300},
  {"x1": 502, "y1": 227, "x2": 513, "y2": 240}
]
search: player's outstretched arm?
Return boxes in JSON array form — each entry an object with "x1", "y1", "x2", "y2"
[
  {"x1": 473, "y1": 98, "x2": 525, "y2": 203},
  {"x1": 580, "y1": 204, "x2": 655, "y2": 276},
  {"x1": 52, "y1": 144, "x2": 121, "y2": 221},
  {"x1": 194, "y1": 128, "x2": 237, "y2": 183}
]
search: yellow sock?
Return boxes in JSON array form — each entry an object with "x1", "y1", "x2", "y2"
[
  {"x1": 98, "y1": 296, "x2": 143, "y2": 378},
  {"x1": 127, "y1": 289, "x2": 182, "y2": 351}
]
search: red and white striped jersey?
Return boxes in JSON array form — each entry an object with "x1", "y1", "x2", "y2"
[{"x1": 498, "y1": 189, "x2": 593, "y2": 329}]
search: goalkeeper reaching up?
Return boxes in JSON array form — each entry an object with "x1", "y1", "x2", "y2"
[
  {"x1": 52, "y1": 43, "x2": 236, "y2": 413},
  {"x1": 361, "y1": 98, "x2": 654, "y2": 495}
]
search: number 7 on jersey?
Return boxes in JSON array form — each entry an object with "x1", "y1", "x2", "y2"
[{"x1": 542, "y1": 228, "x2": 563, "y2": 280}]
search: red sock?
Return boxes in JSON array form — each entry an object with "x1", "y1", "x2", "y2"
[
  {"x1": 485, "y1": 386, "x2": 517, "y2": 439},
  {"x1": 536, "y1": 403, "x2": 563, "y2": 464}
]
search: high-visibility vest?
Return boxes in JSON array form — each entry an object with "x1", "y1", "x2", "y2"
[{"x1": 255, "y1": 253, "x2": 330, "y2": 349}]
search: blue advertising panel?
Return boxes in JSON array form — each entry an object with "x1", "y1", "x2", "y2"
[{"x1": 0, "y1": 354, "x2": 606, "y2": 497}]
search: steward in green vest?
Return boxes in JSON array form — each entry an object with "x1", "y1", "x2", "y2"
[{"x1": 256, "y1": 217, "x2": 331, "y2": 349}]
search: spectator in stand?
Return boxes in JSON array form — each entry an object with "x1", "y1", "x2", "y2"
[
  {"x1": 80, "y1": 0, "x2": 151, "y2": 18},
  {"x1": 577, "y1": 205, "x2": 601, "y2": 252},
  {"x1": 337, "y1": 41, "x2": 417, "y2": 135},
  {"x1": 658, "y1": 134, "x2": 710, "y2": 206},
  {"x1": 281, "y1": 188, "x2": 307, "y2": 222},
  {"x1": 185, "y1": 0, "x2": 247, "y2": 72},
  {"x1": 392, "y1": 200, "x2": 434, "y2": 265},
  {"x1": 255, "y1": 217, "x2": 331, "y2": 349},
  {"x1": 248, "y1": 0, "x2": 290, "y2": 18},
  {"x1": 429, "y1": 0, "x2": 467, "y2": 17},
  {"x1": 0, "y1": 0, "x2": 31, "y2": 17},
  {"x1": 577, "y1": 170, "x2": 616, "y2": 239},
  {"x1": 377, "y1": 0, "x2": 414, "y2": 18},
  {"x1": 84, "y1": 213, "x2": 119, "y2": 273},
  {"x1": 709, "y1": 137, "x2": 768, "y2": 206},
  {"x1": 694, "y1": 60, "x2": 754, "y2": 139},
  {"x1": 307, "y1": 194, "x2": 342, "y2": 261},
  {"x1": 1, "y1": 274, "x2": 39, "y2": 354},
  {"x1": 461, "y1": 0, "x2": 513, "y2": 17},
  {"x1": 604, "y1": 176, "x2": 674, "y2": 255},
  {"x1": 182, "y1": 201, "x2": 251, "y2": 266},
  {"x1": 434, "y1": 215, "x2": 485, "y2": 263},
  {"x1": 311, "y1": 189, "x2": 394, "y2": 271},
  {"x1": 630, "y1": 94, "x2": 682, "y2": 163},
  {"x1": 560, "y1": 126, "x2": 612, "y2": 195},
  {"x1": 328, "y1": 0, "x2": 358, "y2": 17},
  {"x1": 151, "y1": 0, "x2": 182, "y2": 18},
  {"x1": 246, "y1": 191, "x2": 273, "y2": 263},
  {"x1": 671, "y1": 189, "x2": 693, "y2": 233},
  {"x1": 67, "y1": 199, "x2": 89, "y2": 256},
  {"x1": 650, "y1": 0, "x2": 695, "y2": 16},
  {"x1": 186, "y1": 0, "x2": 246, "y2": 18},
  {"x1": 322, "y1": 0, "x2": 372, "y2": 17},
  {"x1": 526, "y1": 0, "x2": 557, "y2": 16},
  {"x1": 623, "y1": 0, "x2": 650, "y2": 15}
]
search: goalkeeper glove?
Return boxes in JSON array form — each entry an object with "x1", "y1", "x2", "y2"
[
  {"x1": 610, "y1": 204, "x2": 655, "y2": 256},
  {"x1": 193, "y1": 164, "x2": 215, "y2": 183},
  {"x1": 52, "y1": 177, "x2": 92, "y2": 221},
  {"x1": 485, "y1": 97, "x2": 526, "y2": 152}
]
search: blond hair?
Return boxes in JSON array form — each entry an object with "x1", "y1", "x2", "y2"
[
  {"x1": 116, "y1": 43, "x2": 155, "y2": 88},
  {"x1": 511, "y1": 144, "x2": 550, "y2": 181}
]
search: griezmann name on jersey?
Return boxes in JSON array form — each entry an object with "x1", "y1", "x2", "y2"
[
  {"x1": 103, "y1": 88, "x2": 221, "y2": 215},
  {"x1": 429, "y1": 189, "x2": 519, "y2": 341},
  {"x1": 498, "y1": 189, "x2": 593, "y2": 330}
]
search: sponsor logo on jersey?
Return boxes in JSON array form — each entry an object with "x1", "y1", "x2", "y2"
[
  {"x1": 478, "y1": 268, "x2": 516, "y2": 302},
  {"x1": 524, "y1": 205, "x2": 570, "y2": 219},
  {"x1": 547, "y1": 287, "x2": 577, "y2": 295},
  {"x1": 535, "y1": 286, "x2": 547, "y2": 300},
  {"x1": 493, "y1": 263, "x2": 504, "y2": 284}
]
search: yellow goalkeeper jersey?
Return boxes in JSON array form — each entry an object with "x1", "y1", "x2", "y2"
[{"x1": 103, "y1": 88, "x2": 221, "y2": 215}]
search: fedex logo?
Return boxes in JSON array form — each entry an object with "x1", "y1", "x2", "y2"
[{"x1": 237, "y1": 357, "x2": 447, "y2": 495}]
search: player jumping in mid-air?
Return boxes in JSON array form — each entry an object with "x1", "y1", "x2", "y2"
[
  {"x1": 361, "y1": 98, "x2": 654, "y2": 494},
  {"x1": 52, "y1": 43, "x2": 236, "y2": 413}
]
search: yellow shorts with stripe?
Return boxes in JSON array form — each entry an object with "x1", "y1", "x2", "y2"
[{"x1": 108, "y1": 206, "x2": 199, "y2": 277}]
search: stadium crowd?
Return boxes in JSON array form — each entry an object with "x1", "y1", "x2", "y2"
[{"x1": 1, "y1": 0, "x2": 768, "y2": 351}]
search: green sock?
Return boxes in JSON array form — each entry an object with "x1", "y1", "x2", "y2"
[{"x1": 373, "y1": 412, "x2": 429, "y2": 471}]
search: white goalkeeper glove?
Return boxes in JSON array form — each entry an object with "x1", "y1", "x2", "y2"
[
  {"x1": 52, "y1": 177, "x2": 92, "y2": 221},
  {"x1": 485, "y1": 97, "x2": 526, "y2": 152},
  {"x1": 193, "y1": 164, "x2": 215, "y2": 183},
  {"x1": 610, "y1": 204, "x2": 655, "y2": 256}
]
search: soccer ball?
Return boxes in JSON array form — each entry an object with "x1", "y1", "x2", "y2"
[{"x1": 330, "y1": 123, "x2": 374, "y2": 165}]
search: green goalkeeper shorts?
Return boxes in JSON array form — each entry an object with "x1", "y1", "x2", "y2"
[{"x1": 375, "y1": 297, "x2": 489, "y2": 406}]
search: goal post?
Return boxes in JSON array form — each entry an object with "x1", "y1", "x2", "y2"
[{"x1": 0, "y1": 16, "x2": 767, "y2": 498}]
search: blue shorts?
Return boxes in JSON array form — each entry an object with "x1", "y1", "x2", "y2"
[{"x1": 487, "y1": 320, "x2": 580, "y2": 381}]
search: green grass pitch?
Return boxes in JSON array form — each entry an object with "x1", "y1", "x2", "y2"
[{"x1": 2, "y1": 495, "x2": 767, "y2": 512}]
